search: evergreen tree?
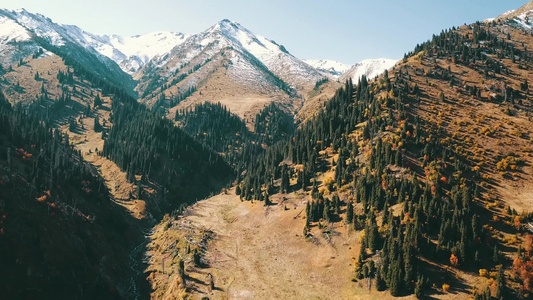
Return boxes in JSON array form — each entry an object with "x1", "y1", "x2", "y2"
[
  {"x1": 281, "y1": 164, "x2": 290, "y2": 193},
  {"x1": 414, "y1": 275, "x2": 424, "y2": 299},
  {"x1": 375, "y1": 266, "x2": 387, "y2": 291},
  {"x1": 263, "y1": 192, "x2": 271, "y2": 206},
  {"x1": 346, "y1": 201, "x2": 354, "y2": 224},
  {"x1": 94, "y1": 94, "x2": 102, "y2": 108},
  {"x1": 94, "y1": 115, "x2": 102, "y2": 132},
  {"x1": 495, "y1": 266, "x2": 505, "y2": 299}
]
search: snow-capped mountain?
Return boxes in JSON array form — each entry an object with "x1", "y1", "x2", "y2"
[
  {"x1": 341, "y1": 58, "x2": 397, "y2": 83},
  {"x1": 303, "y1": 59, "x2": 352, "y2": 77},
  {"x1": 492, "y1": 1, "x2": 533, "y2": 30},
  {"x1": 139, "y1": 19, "x2": 324, "y2": 91},
  {"x1": 0, "y1": 8, "x2": 134, "y2": 89},
  {"x1": 0, "y1": 8, "x2": 189, "y2": 75},
  {"x1": 0, "y1": 8, "x2": 397, "y2": 119},
  {"x1": 93, "y1": 32, "x2": 190, "y2": 73},
  {"x1": 134, "y1": 19, "x2": 334, "y2": 118}
]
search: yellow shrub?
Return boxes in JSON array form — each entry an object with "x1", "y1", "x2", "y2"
[{"x1": 479, "y1": 269, "x2": 488, "y2": 277}]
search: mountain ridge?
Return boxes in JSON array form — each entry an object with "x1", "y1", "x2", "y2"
[{"x1": 0, "y1": 9, "x2": 397, "y2": 122}]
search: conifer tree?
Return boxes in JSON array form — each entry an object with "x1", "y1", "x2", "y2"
[
  {"x1": 346, "y1": 201, "x2": 353, "y2": 224},
  {"x1": 375, "y1": 266, "x2": 387, "y2": 291},
  {"x1": 94, "y1": 94, "x2": 102, "y2": 108},
  {"x1": 281, "y1": 164, "x2": 290, "y2": 193}
]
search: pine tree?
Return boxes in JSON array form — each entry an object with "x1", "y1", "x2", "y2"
[
  {"x1": 414, "y1": 275, "x2": 424, "y2": 299},
  {"x1": 346, "y1": 201, "x2": 354, "y2": 224},
  {"x1": 69, "y1": 117, "x2": 76, "y2": 132},
  {"x1": 493, "y1": 245, "x2": 500, "y2": 264},
  {"x1": 94, "y1": 94, "x2": 102, "y2": 108},
  {"x1": 495, "y1": 266, "x2": 505, "y2": 299},
  {"x1": 375, "y1": 266, "x2": 387, "y2": 291},
  {"x1": 389, "y1": 260, "x2": 402, "y2": 296},
  {"x1": 94, "y1": 115, "x2": 102, "y2": 132},
  {"x1": 263, "y1": 192, "x2": 271, "y2": 206},
  {"x1": 281, "y1": 164, "x2": 290, "y2": 193},
  {"x1": 323, "y1": 201, "x2": 330, "y2": 223}
]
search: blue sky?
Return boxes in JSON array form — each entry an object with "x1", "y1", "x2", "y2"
[{"x1": 1, "y1": 0, "x2": 528, "y2": 64}]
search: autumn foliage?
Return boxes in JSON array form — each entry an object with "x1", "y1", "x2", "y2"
[
  {"x1": 15, "y1": 148, "x2": 32, "y2": 160},
  {"x1": 450, "y1": 254, "x2": 459, "y2": 266},
  {"x1": 511, "y1": 234, "x2": 533, "y2": 296}
]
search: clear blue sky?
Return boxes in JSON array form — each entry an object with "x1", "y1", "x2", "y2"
[{"x1": 1, "y1": 0, "x2": 529, "y2": 64}]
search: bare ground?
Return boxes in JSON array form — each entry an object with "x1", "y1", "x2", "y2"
[{"x1": 159, "y1": 189, "x2": 419, "y2": 300}]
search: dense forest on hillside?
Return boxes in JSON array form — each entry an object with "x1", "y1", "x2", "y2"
[
  {"x1": 236, "y1": 19, "x2": 533, "y2": 298},
  {"x1": 175, "y1": 101, "x2": 296, "y2": 170},
  {"x1": 16, "y1": 39, "x2": 236, "y2": 215},
  {"x1": 0, "y1": 91, "x2": 143, "y2": 299},
  {"x1": 175, "y1": 102, "x2": 259, "y2": 166},
  {"x1": 103, "y1": 97, "x2": 234, "y2": 213}
]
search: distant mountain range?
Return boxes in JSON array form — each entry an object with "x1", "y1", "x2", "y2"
[{"x1": 0, "y1": 8, "x2": 397, "y2": 119}]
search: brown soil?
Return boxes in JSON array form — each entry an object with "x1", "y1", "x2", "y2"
[{"x1": 148, "y1": 188, "x2": 424, "y2": 300}]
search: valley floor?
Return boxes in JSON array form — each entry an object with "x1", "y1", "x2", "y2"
[{"x1": 150, "y1": 189, "x2": 424, "y2": 300}]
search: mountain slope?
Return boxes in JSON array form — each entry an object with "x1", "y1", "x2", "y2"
[
  {"x1": 134, "y1": 19, "x2": 329, "y2": 121},
  {"x1": 0, "y1": 14, "x2": 236, "y2": 297},
  {"x1": 0, "y1": 11, "x2": 397, "y2": 124},
  {"x1": 0, "y1": 9, "x2": 135, "y2": 92},
  {"x1": 495, "y1": 0, "x2": 533, "y2": 21},
  {"x1": 0, "y1": 94, "x2": 147, "y2": 299},
  {"x1": 200, "y1": 8, "x2": 533, "y2": 299}
]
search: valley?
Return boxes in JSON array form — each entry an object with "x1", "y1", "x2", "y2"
[{"x1": 1, "y1": 2, "x2": 533, "y2": 300}]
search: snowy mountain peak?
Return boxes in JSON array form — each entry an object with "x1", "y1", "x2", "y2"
[
  {"x1": 341, "y1": 58, "x2": 397, "y2": 83},
  {"x1": 303, "y1": 59, "x2": 352, "y2": 77},
  {"x1": 0, "y1": 16, "x2": 31, "y2": 43},
  {"x1": 492, "y1": 1, "x2": 533, "y2": 29},
  {"x1": 95, "y1": 31, "x2": 190, "y2": 73}
]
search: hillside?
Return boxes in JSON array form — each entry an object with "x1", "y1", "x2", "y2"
[
  {"x1": 133, "y1": 19, "x2": 315, "y2": 122},
  {"x1": 145, "y1": 8, "x2": 533, "y2": 300},
  {"x1": 0, "y1": 95, "x2": 148, "y2": 299},
  {"x1": 0, "y1": 10, "x2": 397, "y2": 127},
  {"x1": 0, "y1": 16, "x2": 235, "y2": 298},
  {"x1": 0, "y1": 9, "x2": 135, "y2": 92}
]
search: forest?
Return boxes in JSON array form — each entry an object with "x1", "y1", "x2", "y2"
[{"x1": 234, "y1": 20, "x2": 533, "y2": 298}]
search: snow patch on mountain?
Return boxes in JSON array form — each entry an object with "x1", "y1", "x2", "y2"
[
  {"x1": 507, "y1": 10, "x2": 533, "y2": 31},
  {"x1": 0, "y1": 16, "x2": 31, "y2": 43},
  {"x1": 141, "y1": 19, "x2": 324, "y2": 95},
  {"x1": 303, "y1": 59, "x2": 351, "y2": 77},
  {"x1": 194, "y1": 19, "x2": 323, "y2": 89},
  {"x1": 109, "y1": 32, "x2": 189, "y2": 61},
  {"x1": 0, "y1": 9, "x2": 189, "y2": 74},
  {"x1": 93, "y1": 32, "x2": 190, "y2": 73},
  {"x1": 342, "y1": 58, "x2": 397, "y2": 83},
  {"x1": 3, "y1": 9, "x2": 66, "y2": 46}
]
